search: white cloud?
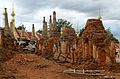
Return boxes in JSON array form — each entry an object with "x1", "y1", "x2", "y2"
[{"x1": 0, "y1": 0, "x2": 120, "y2": 40}]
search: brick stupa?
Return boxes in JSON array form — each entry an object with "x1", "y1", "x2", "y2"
[
  {"x1": 2, "y1": 8, "x2": 15, "y2": 49},
  {"x1": 78, "y1": 18, "x2": 115, "y2": 64}
]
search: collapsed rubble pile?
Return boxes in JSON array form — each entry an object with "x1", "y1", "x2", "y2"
[
  {"x1": 0, "y1": 63, "x2": 17, "y2": 79},
  {"x1": 0, "y1": 48, "x2": 18, "y2": 62},
  {"x1": 0, "y1": 48, "x2": 19, "y2": 79},
  {"x1": 6, "y1": 54, "x2": 42, "y2": 64}
]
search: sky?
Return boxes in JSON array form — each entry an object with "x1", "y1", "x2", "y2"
[{"x1": 0, "y1": 0, "x2": 120, "y2": 40}]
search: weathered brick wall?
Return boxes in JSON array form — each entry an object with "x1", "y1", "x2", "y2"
[{"x1": 77, "y1": 19, "x2": 115, "y2": 64}]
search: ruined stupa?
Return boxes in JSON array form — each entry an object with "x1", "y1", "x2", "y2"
[
  {"x1": 77, "y1": 18, "x2": 115, "y2": 64},
  {"x1": 1, "y1": 8, "x2": 15, "y2": 49}
]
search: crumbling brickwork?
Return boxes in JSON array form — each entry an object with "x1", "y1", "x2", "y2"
[{"x1": 77, "y1": 19, "x2": 116, "y2": 64}]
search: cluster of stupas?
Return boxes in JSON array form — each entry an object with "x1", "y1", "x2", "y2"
[
  {"x1": 0, "y1": 2, "x2": 119, "y2": 65},
  {"x1": 0, "y1": 7, "x2": 41, "y2": 50}
]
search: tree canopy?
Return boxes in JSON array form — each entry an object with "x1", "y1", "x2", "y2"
[
  {"x1": 17, "y1": 25, "x2": 25, "y2": 30},
  {"x1": 57, "y1": 19, "x2": 72, "y2": 32},
  {"x1": 79, "y1": 28, "x2": 85, "y2": 37},
  {"x1": 37, "y1": 30, "x2": 42, "y2": 34},
  {"x1": 104, "y1": 27, "x2": 119, "y2": 43}
]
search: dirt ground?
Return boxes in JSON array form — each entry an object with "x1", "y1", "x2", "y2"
[{"x1": 0, "y1": 53, "x2": 120, "y2": 79}]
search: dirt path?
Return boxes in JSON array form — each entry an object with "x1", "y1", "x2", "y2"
[
  {"x1": 1, "y1": 54, "x2": 119, "y2": 79},
  {"x1": 4, "y1": 54, "x2": 72, "y2": 79}
]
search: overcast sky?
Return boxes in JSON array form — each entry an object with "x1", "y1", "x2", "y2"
[{"x1": 0, "y1": 0, "x2": 120, "y2": 40}]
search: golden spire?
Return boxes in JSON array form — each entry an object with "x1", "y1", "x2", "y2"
[
  {"x1": 11, "y1": 0, "x2": 15, "y2": 22},
  {"x1": 98, "y1": 8, "x2": 102, "y2": 20},
  {"x1": 3, "y1": 8, "x2": 11, "y2": 36}
]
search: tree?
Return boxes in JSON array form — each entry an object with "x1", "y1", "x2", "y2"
[
  {"x1": 79, "y1": 28, "x2": 85, "y2": 37},
  {"x1": 17, "y1": 25, "x2": 25, "y2": 30},
  {"x1": 105, "y1": 27, "x2": 119, "y2": 44},
  {"x1": 37, "y1": 30, "x2": 42, "y2": 34},
  {"x1": 57, "y1": 19, "x2": 72, "y2": 33},
  {"x1": 112, "y1": 36, "x2": 119, "y2": 43}
]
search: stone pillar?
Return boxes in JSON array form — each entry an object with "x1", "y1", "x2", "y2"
[
  {"x1": 31, "y1": 24, "x2": 35, "y2": 40},
  {"x1": 38, "y1": 43, "x2": 42, "y2": 54},
  {"x1": 73, "y1": 40, "x2": 77, "y2": 49},
  {"x1": 42, "y1": 17, "x2": 45, "y2": 36},
  {"x1": 49, "y1": 15, "x2": 52, "y2": 35},
  {"x1": 61, "y1": 41, "x2": 66, "y2": 55},
  {"x1": 93, "y1": 44, "x2": 97, "y2": 59},
  {"x1": 52, "y1": 11, "x2": 57, "y2": 31},
  {"x1": 19, "y1": 25, "x2": 25, "y2": 46},
  {"x1": 96, "y1": 47, "x2": 100, "y2": 63},
  {"x1": 61, "y1": 41, "x2": 64, "y2": 54},
  {"x1": 10, "y1": 22, "x2": 14, "y2": 38},
  {"x1": 89, "y1": 40, "x2": 93, "y2": 58},
  {"x1": 42, "y1": 17, "x2": 48, "y2": 36},
  {"x1": 82, "y1": 39, "x2": 85, "y2": 59},
  {"x1": 45, "y1": 22, "x2": 48, "y2": 36},
  {"x1": 21, "y1": 25, "x2": 25, "y2": 39},
  {"x1": 96, "y1": 47, "x2": 99, "y2": 61},
  {"x1": 110, "y1": 41, "x2": 116, "y2": 62},
  {"x1": 84, "y1": 43, "x2": 87, "y2": 59},
  {"x1": 72, "y1": 48, "x2": 75, "y2": 64}
]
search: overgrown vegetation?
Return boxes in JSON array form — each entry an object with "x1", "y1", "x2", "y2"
[
  {"x1": 79, "y1": 28, "x2": 85, "y2": 37},
  {"x1": 57, "y1": 19, "x2": 72, "y2": 32},
  {"x1": 105, "y1": 27, "x2": 119, "y2": 43},
  {"x1": 37, "y1": 30, "x2": 42, "y2": 34},
  {"x1": 17, "y1": 25, "x2": 25, "y2": 30}
]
